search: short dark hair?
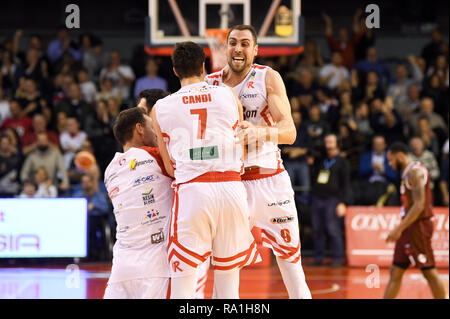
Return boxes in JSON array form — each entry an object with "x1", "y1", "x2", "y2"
[
  {"x1": 388, "y1": 142, "x2": 409, "y2": 154},
  {"x1": 138, "y1": 89, "x2": 169, "y2": 112},
  {"x1": 227, "y1": 24, "x2": 258, "y2": 45},
  {"x1": 113, "y1": 107, "x2": 147, "y2": 146},
  {"x1": 171, "y1": 41, "x2": 205, "y2": 79}
]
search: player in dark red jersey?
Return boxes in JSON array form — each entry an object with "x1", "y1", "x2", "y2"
[{"x1": 384, "y1": 142, "x2": 447, "y2": 299}]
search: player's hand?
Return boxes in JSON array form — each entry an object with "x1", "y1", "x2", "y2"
[
  {"x1": 236, "y1": 121, "x2": 258, "y2": 146},
  {"x1": 386, "y1": 227, "x2": 402, "y2": 243}
]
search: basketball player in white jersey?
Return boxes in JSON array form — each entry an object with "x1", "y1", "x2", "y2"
[
  {"x1": 205, "y1": 24, "x2": 311, "y2": 299},
  {"x1": 151, "y1": 41, "x2": 260, "y2": 299},
  {"x1": 136, "y1": 88, "x2": 210, "y2": 299},
  {"x1": 103, "y1": 107, "x2": 172, "y2": 299}
]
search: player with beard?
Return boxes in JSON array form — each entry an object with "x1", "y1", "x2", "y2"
[
  {"x1": 384, "y1": 142, "x2": 447, "y2": 299},
  {"x1": 205, "y1": 24, "x2": 311, "y2": 299},
  {"x1": 103, "y1": 107, "x2": 172, "y2": 299}
]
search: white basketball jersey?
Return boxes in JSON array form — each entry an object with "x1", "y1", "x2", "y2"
[
  {"x1": 206, "y1": 64, "x2": 284, "y2": 170},
  {"x1": 154, "y1": 81, "x2": 244, "y2": 184},
  {"x1": 104, "y1": 147, "x2": 173, "y2": 283}
]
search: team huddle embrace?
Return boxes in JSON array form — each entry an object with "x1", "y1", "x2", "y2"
[{"x1": 103, "y1": 25, "x2": 311, "y2": 299}]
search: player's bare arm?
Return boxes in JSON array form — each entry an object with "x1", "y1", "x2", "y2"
[
  {"x1": 238, "y1": 68, "x2": 296, "y2": 146},
  {"x1": 386, "y1": 167, "x2": 426, "y2": 242},
  {"x1": 150, "y1": 107, "x2": 174, "y2": 178}
]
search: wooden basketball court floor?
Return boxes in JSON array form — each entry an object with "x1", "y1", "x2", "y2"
[{"x1": 0, "y1": 258, "x2": 448, "y2": 299}]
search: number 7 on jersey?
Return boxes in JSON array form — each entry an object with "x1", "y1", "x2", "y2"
[{"x1": 190, "y1": 108, "x2": 207, "y2": 139}]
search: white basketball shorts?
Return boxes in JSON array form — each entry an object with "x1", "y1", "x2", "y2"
[
  {"x1": 168, "y1": 172, "x2": 261, "y2": 278},
  {"x1": 103, "y1": 277, "x2": 169, "y2": 299},
  {"x1": 242, "y1": 169, "x2": 301, "y2": 264}
]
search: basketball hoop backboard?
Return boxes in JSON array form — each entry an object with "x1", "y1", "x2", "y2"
[{"x1": 146, "y1": 0, "x2": 304, "y2": 57}]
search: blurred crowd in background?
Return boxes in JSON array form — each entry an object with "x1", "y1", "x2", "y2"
[{"x1": 0, "y1": 10, "x2": 448, "y2": 259}]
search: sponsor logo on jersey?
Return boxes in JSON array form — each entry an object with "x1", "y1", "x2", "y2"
[
  {"x1": 109, "y1": 187, "x2": 119, "y2": 199},
  {"x1": 142, "y1": 188, "x2": 155, "y2": 205},
  {"x1": 271, "y1": 215, "x2": 295, "y2": 224},
  {"x1": 268, "y1": 199, "x2": 291, "y2": 207},
  {"x1": 118, "y1": 158, "x2": 126, "y2": 166},
  {"x1": 129, "y1": 158, "x2": 154, "y2": 171},
  {"x1": 151, "y1": 228, "x2": 165, "y2": 244},
  {"x1": 133, "y1": 175, "x2": 157, "y2": 187},
  {"x1": 243, "y1": 106, "x2": 257, "y2": 119},
  {"x1": 241, "y1": 93, "x2": 258, "y2": 99},
  {"x1": 142, "y1": 209, "x2": 166, "y2": 225}
]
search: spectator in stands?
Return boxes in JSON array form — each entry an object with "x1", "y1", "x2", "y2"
[
  {"x1": 60, "y1": 116, "x2": 87, "y2": 169},
  {"x1": 289, "y1": 70, "x2": 317, "y2": 117},
  {"x1": 396, "y1": 84, "x2": 421, "y2": 128},
  {"x1": 0, "y1": 134, "x2": 21, "y2": 197},
  {"x1": 353, "y1": 47, "x2": 391, "y2": 87},
  {"x1": 281, "y1": 110, "x2": 311, "y2": 192},
  {"x1": 84, "y1": 100, "x2": 117, "y2": 172},
  {"x1": 316, "y1": 88, "x2": 340, "y2": 131},
  {"x1": 47, "y1": 28, "x2": 82, "y2": 64},
  {"x1": 20, "y1": 132, "x2": 69, "y2": 192},
  {"x1": 422, "y1": 73, "x2": 448, "y2": 119},
  {"x1": 387, "y1": 63, "x2": 422, "y2": 107},
  {"x1": 353, "y1": 101, "x2": 373, "y2": 146},
  {"x1": 0, "y1": 99, "x2": 33, "y2": 139},
  {"x1": 409, "y1": 97, "x2": 447, "y2": 142},
  {"x1": 82, "y1": 36, "x2": 109, "y2": 82},
  {"x1": 310, "y1": 134, "x2": 351, "y2": 267},
  {"x1": 22, "y1": 113, "x2": 59, "y2": 156},
  {"x1": 294, "y1": 49, "x2": 323, "y2": 80},
  {"x1": 417, "y1": 116, "x2": 440, "y2": 159},
  {"x1": 16, "y1": 77, "x2": 43, "y2": 118},
  {"x1": 357, "y1": 135, "x2": 398, "y2": 205},
  {"x1": 319, "y1": 52, "x2": 349, "y2": 91},
  {"x1": 304, "y1": 104, "x2": 330, "y2": 159},
  {"x1": 72, "y1": 173, "x2": 110, "y2": 260},
  {"x1": 55, "y1": 82, "x2": 93, "y2": 125},
  {"x1": 0, "y1": 87, "x2": 11, "y2": 127},
  {"x1": 1, "y1": 50, "x2": 18, "y2": 94},
  {"x1": 96, "y1": 77, "x2": 121, "y2": 104},
  {"x1": 107, "y1": 97, "x2": 121, "y2": 126},
  {"x1": 338, "y1": 122, "x2": 361, "y2": 177},
  {"x1": 370, "y1": 97, "x2": 404, "y2": 143},
  {"x1": 426, "y1": 55, "x2": 449, "y2": 88},
  {"x1": 100, "y1": 51, "x2": 135, "y2": 103},
  {"x1": 55, "y1": 111, "x2": 68, "y2": 134},
  {"x1": 77, "y1": 68, "x2": 97, "y2": 104},
  {"x1": 321, "y1": 9, "x2": 362, "y2": 68},
  {"x1": 439, "y1": 155, "x2": 449, "y2": 206},
  {"x1": 409, "y1": 136, "x2": 440, "y2": 189},
  {"x1": 353, "y1": 70, "x2": 385, "y2": 102},
  {"x1": 17, "y1": 180, "x2": 37, "y2": 198},
  {"x1": 134, "y1": 58, "x2": 168, "y2": 99},
  {"x1": 34, "y1": 166, "x2": 57, "y2": 198},
  {"x1": 421, "y1": 28, "x2": 447, "y2": 70}
]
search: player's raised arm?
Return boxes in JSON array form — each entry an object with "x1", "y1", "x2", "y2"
[
  {"x1": 150, "y1": 106, "x2": 174, "y2": 178},
  {"x1": 387, "y1": 167, "x2": 426, "y2": 242},
  {"x1": 265, "y1": 68, "x2": 297, "y2": 145}
]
